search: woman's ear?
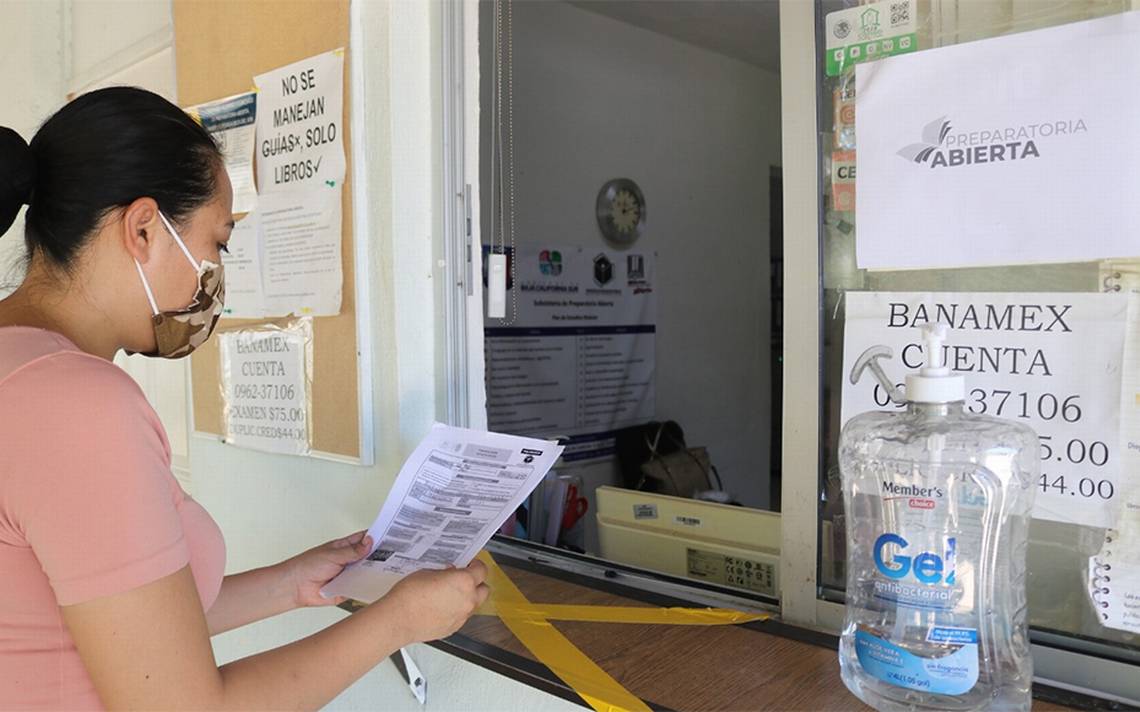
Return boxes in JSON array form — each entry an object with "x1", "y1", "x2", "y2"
[{"x1": 120, "y1": 197, "x2": 162, "y2": 263}]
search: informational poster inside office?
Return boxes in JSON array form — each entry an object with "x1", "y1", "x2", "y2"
[
  {"x1": 186, "y1": 91, "x2": 258, "y2": 214},
  {"x1": 242, "y1": 48, "x2": 346, "y2": 317},
  {"x1": 219, "y1": 321, "x2": 312, "y2": 456},
  {"x1": 841, "y1": 291, "x2": 1136, "y2": 529},
  {"x1": 484, "y1": 245, "x2": 656, "y2": 459},
  {"x1": 855, "y1": 12, "x2": 1140, "y2": 270}
]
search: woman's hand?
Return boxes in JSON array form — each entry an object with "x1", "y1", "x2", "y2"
[
  {"x1": 281, "y1": 530, "x2": 373, "y2": 608},
  {"x1": 383, "y1": 560, "x2": 491, "y2": 644}
]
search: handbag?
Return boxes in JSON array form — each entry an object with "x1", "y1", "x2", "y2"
[{"x1": 637, "y1": 423, "x2": 716, "y2": 498}]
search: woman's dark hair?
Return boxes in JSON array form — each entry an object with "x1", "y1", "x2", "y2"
[{"x1": 0, "y1": 87, "x2": 222, "y2": 268}]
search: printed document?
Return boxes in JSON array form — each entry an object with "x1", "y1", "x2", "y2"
[{"x1": 321, "y1": 423, "x2": 564, "y2": 602}]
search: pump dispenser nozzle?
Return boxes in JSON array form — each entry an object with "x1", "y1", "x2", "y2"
[
  {"x1": 906, "y1": 323, "x2": 965, "y2": 403},
  {"x1": 921, "y1": 323, "x2": 950, "y2": 375},
  {"x1": 850, "y1": 323, "x2": 966, "y2": 404}
]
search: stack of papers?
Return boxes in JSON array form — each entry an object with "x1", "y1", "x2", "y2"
[{"x1": 321, "y1": 423, "x2": 563, "y2": 602}]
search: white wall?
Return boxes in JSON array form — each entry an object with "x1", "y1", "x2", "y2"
[
  {"x1": 68, "y1": 0, "x2": 172, "y2": 90},
  {"x1": 479, "y1": 0, "x2": 782, "y2": 513},
  {"x1": 0, "y1": 1, "x2": 64, "y2": 290}
]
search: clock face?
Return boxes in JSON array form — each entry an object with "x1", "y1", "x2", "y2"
[
  {"x1": 611, "y1": 190, "x2": 641, "y2": 233},
  {"x1": 596, "y1": 178, "x2": 645, "y2": 246}
]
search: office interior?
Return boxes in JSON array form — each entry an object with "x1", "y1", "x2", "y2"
[{"x1": 477, "y1": 0, "x2": 785, "y2": 563}]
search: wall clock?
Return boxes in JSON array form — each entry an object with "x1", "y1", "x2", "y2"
[{"x1": 596, "y1": 178, "x2": 646, "y2": 247}]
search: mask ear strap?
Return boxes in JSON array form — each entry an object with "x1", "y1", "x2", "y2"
[
  {"x1": 134, "y1": 260, "x2": 161, "y2": 316},
  {"x1": 157, "y1": 211, "x2": 201, "y2": 271}
]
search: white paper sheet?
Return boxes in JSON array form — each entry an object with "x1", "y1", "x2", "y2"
[
  {"x1": 219, "y1": 211, "x2": 266, "y2": 318},
  {"x1": 254, "y1": 49, "x2": 346, "y2": 193},
  {"x1": 187, "y1": 92, "x2": 258, "y2": 214},
  {"x1": 321, "y1": 424, "x2": 564, "y2": 603},
  {"x1": 219, "y1": 321, "x2": 312, "y2": 455},
  {"x1": 841, "y1": 291, "x2": 1135, "y2": 528},
  {"x1": 259, "y1": 186, "x2": 343, "y2": 317},
  {"x1": 856, "y1": 12, "x2": 1140, "y2": 270}
]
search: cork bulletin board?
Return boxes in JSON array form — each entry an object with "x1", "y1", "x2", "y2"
[{"x1": 173, "y1": 0, "x2": 363, "y2": 460}]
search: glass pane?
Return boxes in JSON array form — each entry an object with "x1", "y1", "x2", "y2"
[
  {"x1": 479, "y1": 0, "x2": 784, "y2": 601},
  {"x1": 815, "y1": 0, "x2": 1139, "y2": 657}
]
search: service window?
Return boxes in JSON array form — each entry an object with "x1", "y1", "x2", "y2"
[{"x1": 813, "y1": 0, "x2": 1139, "y2": 681}]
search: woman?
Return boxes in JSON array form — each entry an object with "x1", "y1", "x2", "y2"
[{"x1": 0, "y1": 87, "x2": 489, "y2": 710}]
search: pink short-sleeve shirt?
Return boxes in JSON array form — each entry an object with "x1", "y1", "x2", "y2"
[{"x1": 0, "y1": 327, "x2": 225, "y2": 710}]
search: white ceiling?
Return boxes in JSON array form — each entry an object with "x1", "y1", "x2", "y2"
[{"x1": 567, "y1": 0, "x2": 781, "y2": 72}]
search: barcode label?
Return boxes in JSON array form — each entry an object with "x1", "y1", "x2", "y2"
[{"x1": 633, "y1": 503, "x2": 658, "y2": 520}]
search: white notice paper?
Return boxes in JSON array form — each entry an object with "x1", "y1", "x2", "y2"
[
  {"x1": 220, "y1": 321, "x2": 312, "y2": 455},
  {"x1": 841, "y1": 292, "x2": 1134, "y2": 528},
  {"x1": 254, "y1": 49, "x2": 346, "y2": 193},
  {"x1": 260, "y1": 186, "x2": 343, "y2": 317},
  {"x1": 219, "y1": 211, "x2": 266, "y2": 318},
  {"x1": 321, "y1": 424, "x2": 564, "y2": 603},
  {"x1": 856, "y1": 12, "x2": 1140, "y2": 270},
  {"x1": 187, "y1": 92, "x2": 258, "y2": 214},
  {"x1": 1112, "y1": 301, "x2": 1140, "y2": 543}
]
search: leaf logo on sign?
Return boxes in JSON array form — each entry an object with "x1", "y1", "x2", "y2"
[{"x1": 897, "y1": 116, "x2": 952, "y2": 163}]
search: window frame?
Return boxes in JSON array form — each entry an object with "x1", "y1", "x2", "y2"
[{"x1": 445, "y1": 0, "x2": 1140, "y2": 703}]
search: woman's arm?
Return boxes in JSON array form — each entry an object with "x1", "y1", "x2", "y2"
[
  {"x1": 206, "y1": 565, "x2": 296, "y2": 636},
  {"x1": 206, "y1": 531, "x2": 372, "y2": 636},
  {"x1": 63, "y1": 561, "x2": 489, "y2": 710}
]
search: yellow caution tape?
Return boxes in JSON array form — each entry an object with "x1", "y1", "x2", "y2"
[
  {"x1": 478, "y1": 600, "x2": 765, "y2": 626},
  {"x1": 478, "y1": 552, "x2": 652, "y2": 712},
  {"x1": 476, "y1": 551, "x2": 767, "y2": 712}
]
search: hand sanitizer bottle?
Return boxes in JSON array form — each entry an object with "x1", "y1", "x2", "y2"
[{"x1": 839, "y1": 323, "x2": 1038, "y2": 711}]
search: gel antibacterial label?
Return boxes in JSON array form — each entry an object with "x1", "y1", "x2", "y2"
[
  {"x1": 861, "y1": 530, "x2": 976, "y2": 693},
  {"x1": 874, "y1": 533, "x2": 956, "y2": 585},
  {"x1": 855, "y1": 630, "x2": 979, "y2": 695},
  {"x1": 871, "y1": 533, "x2": 959, "y2": 610}
]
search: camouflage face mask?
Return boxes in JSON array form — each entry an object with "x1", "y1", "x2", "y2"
[{"x1": 131, "y1": 211, "x2": 226, "y2": 359}]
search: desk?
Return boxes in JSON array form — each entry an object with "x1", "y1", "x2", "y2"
[{"x1": 428, "y1": 554, "x2": 1084, "y2": 711}]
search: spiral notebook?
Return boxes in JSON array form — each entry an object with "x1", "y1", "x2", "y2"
[{"x1": 1088, "y1": 529, "x2": 1140, "y2": 634}]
